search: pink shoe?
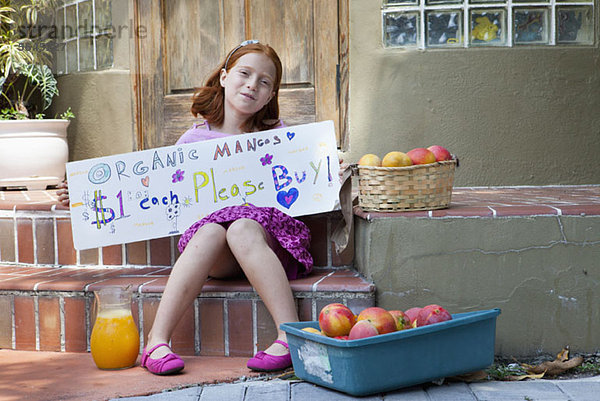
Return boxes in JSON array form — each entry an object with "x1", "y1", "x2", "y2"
[
  {"x1": 141, "y1": 343, "x2": 185, "y2": 375},
  {"x1": 247, "y1": 340, "x2": 292, "y2": 372}
]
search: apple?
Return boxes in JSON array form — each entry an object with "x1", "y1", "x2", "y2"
[
  {"x1": 348, "y1": 320, "x2": 379, "y2": 340},
  {"x1": 302, "y1": 327, "x2": 324, "y2": 335},
  {"x1": 427, "y1": 145, "x2": 452, "y2": 162},
  {"x1": 417, "y1": 304, "x2": 452, "y2": 327},
  {"x1": 388, "y1": 310, "x2": 410, "y2": 331},
  {"x1": 382, "y1": 151, "x2": 412, "y2": 167},
  {"x1": 406, "y1": 148, "x2": 436, "y2": 165},
  {"x1": 356, "y1": 307, "x2": 397, "y2": 334},
  {"x1": 334, "y1": 335, "x2": 349, "y2": 340},
  {"x1": 404, "y1": 307, "x2": 422, "y2": 328},
  {"x1": 318, "y1": 303, "x2": 356, "y2": 337},
  {"x1": 358, "y1": 153, "x2": 382, "y2": 167}
]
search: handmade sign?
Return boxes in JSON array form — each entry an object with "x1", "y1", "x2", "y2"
[{"x1": 66, "y1": 121, "x2": 341, "y2": 250}]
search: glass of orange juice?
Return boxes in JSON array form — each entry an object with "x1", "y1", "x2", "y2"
[{"x1": 90, "y1": 286, "x2": 140, "y2": 370}]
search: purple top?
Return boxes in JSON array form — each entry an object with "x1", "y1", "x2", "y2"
[{"x1": 176, "y1": 121, "x2": 285, "y2": 144}]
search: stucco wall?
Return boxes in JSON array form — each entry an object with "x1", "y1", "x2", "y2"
[
  {"x1": 354, "y1": 215, "x2": 600, "y2": 356},
  {"x1": 49, "y1": 0, "x2": 134, "y2": 162},
  {"x1": 343, "y1": 1, "x2": 600, "y2": 186}
]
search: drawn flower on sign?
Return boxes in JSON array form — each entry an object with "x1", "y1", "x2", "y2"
[
  {"x1": 165, "y1": 202, "x2": 181, "y2": 221},
  {"x1": 172, "y1": 169, "x2": 185, "y2": 183},
  {"x1": 260, "y1": 153, "x2": 273, "y2": 166}
]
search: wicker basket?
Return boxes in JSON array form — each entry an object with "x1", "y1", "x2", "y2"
[{"x1": 355, "y1": 159, "x2": 457, "y2": 212}]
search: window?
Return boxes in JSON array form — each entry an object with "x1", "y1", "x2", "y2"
[
  {"x1": 383, "y1": 0, "x2": 594, "y2": 48},
  {"x1": 55, "y1": 0, "x2": 113, "y2": 74}
]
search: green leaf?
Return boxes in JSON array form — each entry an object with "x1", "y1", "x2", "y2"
[{"x1": 18, "y1": 63, "x2": 58, "y2": 110}]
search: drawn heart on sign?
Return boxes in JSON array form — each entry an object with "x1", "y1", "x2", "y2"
[
  {"x1": 276, "y1": 188, "x2": 299, "y2": 209},
  {"x1": 141, "y1": 176, "x2": 149, "y2": 187},
  {"x1": 286, "y1": 131, "x2": 295, "y2": 140}
]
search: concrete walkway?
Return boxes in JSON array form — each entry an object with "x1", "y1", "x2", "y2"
[{"x1": 115, "y1": 376, "x2": 600, "y2": 401}]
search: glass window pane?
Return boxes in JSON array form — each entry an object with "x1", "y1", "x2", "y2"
[
  {"x1": 470, "y1": 9, "x2": 507, "y2": 46},
  {"x1": 65, "y1": 5, "x2": 77, "y2": 39},
  {"x1": 66, "y1": 40, "x2": 78, "y2": 73},
  {"x1": 427, "y1": 0, "x2": 461, "y2": 5},
  {"x1": 427, "y1": 11, "x2": 462, "y2": 47},
  {"x1": 78, "y1": 0, "x2": 93, "y2": 35},
  {"x1": 79, "y1": 36, "x2": 94, "y2": 71},
  {"x1": 384, "y1": 0, "x2": 418, "y2": 5},
  {"x1": 56, "y1": 8, "x2": 65, "y2": 41},
  {"x1": 54, "y1": 43, "x2": 66, "y2": 75},
  {"x1": 514, "y1": 8, "x2": 549, "y2": 44},
  {"x1": 384, "y1": 11, "x2": 419, "y2": 47},
  {"x1": 96, "y1": 34, "x2": 114, "y2": 69},
  {"x1": 557, "y1": 6, "x2": 594, "y2": 44},
  {"x1": 95, "y1": 0, "x2": 112, "y2": 32}
]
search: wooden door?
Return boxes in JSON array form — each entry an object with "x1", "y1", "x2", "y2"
[{"x1": 132, "y1": 0, "x2": 349, "y2": 150}]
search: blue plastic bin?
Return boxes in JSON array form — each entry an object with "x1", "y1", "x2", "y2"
[{"x1": 281, "y1": 308, "x2": 501, "y2": 396}]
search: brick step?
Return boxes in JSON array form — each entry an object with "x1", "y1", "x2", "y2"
[{"x1": 0, "y1": 265, "x2": 374, "y2": 356}]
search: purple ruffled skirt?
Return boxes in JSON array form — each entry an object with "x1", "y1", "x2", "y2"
[{"x1": 178, "y1": 205, "x2": 313, "y2": 280}]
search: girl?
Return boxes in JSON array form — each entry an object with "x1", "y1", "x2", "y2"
[{"x1": 139, "y1": 41, "x2": 312, "y2": 375}]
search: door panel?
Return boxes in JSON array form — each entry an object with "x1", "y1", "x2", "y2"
[{"x1": 134, "y1": 0, "x2": 346, "y2": 149}]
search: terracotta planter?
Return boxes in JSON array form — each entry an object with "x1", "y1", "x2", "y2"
[{"x1": 0, "y1": 119, "x2": 70, "y2": 190}]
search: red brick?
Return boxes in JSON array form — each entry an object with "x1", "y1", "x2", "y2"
[
  {"x1": 297, "y1": 298, "x2": 314, "y2": 322},
  {"x1": 256, "y1": 300, "x2": 277, "y2": 353},
  {"x1": 199, "y1": 298, "x2": 224, "y2": 356},
  {"x1": 64, "y1": 297, "x2": 87, "y2": 352},
  {"x1": 56, "y1": 218, "x2": 76, "y2": 265},
  {"x1": 127, "y1": 241, "x2": 147, "y2": 265},
  {"x1": 150, "y1": 237, "x2": 171, "y2": 266},
  {"x1": 17, "y1": 218, "x2": 34, "y2": 264},
  {"x1": 227, "y1": 299, "x2": 252, "y2": 356},
  {"x1": 35, "y1": 218, "x2": 55, "y2": 264},
  {"x1": 39, "y1": 297, "x2": 61, "y2": 351},
  {"x1": 142, "y1": 298, "x2": 160, "y2": 347},
  {"x1": 80, "y1": 248, "x2": 99, "y2": 265},
  {"x1": 102, "y1": 244, "x2": 123, "y2": 265},
  {"x1": 171, "y1": 303, "x2": 195, "y2": 356},
  {"x1": 14, "y1": 296, "x2": 36, "y2": 350},
  {"x1": 0, "y1": 295, "x2": 13, "y2": 348},
  {"x1": 0, "y1": 218, "x2": 15, "y2": 262}
]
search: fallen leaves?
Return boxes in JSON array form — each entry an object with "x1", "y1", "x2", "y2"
[{"x1": 507, "y1": 346, "x2": 584, "y2": 380}]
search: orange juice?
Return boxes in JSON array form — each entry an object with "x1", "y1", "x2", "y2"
[{"x1": 90, "y1": 309, "x2": 140, "y2": 370}]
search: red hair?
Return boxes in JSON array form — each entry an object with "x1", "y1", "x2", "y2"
[{"x1": 191, "y1": 42, "x2": 282, "y2": 132}]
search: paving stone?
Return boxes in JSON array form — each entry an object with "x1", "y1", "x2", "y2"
[
  {"x1": 244, "y1": 380, "x2": 290, "y2": 401},
  {"x1": 199, "y1": 383, "x2": 246, "y2": 401},
  {"x1": 112, "y1": 386, "x2": 202, "y2": 400},
  {"x1": 290, "y1": 382, "x2": 382, "y2": 400},
  {"x1": 469, "y1": 381, "x2": 569, "y2": 401},
  {"x1": 382, "y1": 385, "x2": 430, "y2": 400},
  {"x1": 425, "y1": 383, "x2": 477, "y2": 400},
  {"x1": 554, "y1": 380, "x2": 600, "y2": 401}
]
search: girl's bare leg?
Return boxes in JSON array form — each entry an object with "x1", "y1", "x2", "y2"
[
  {"x1": 146, "y1": 223, "x2": 241, "y2": 359},
  {"x1": 226, "y1": 219, "x2": 299, "y2": 356}
]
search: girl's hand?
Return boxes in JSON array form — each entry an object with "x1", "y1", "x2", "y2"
[
  {"x1": 56, "y1": 181, "x2": 70, "y2": 207},
  {"x1": 339, "y1": 158, "x2": 350, "y2": 184}
]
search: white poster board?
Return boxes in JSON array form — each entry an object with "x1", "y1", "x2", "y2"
[{"x1": 66, "y1": 121, "x2": 341, "y2": 250}]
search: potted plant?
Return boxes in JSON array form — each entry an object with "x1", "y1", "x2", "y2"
[{"x1": 0, "y1": 0, "x2": 74, "y2": 190}]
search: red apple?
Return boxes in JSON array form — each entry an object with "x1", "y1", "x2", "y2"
[
  {"x1": 416, "y1": 304, "x2": 452, "y2": 327},
  {"x1": 404, "y1": 307, "x2": 422, "y2": 328},
  {"x1": 388, "y1": 310, "x2": 410, "y2": 331},
  {"x1": 427, "y1": 145, "x2": 452, "y2": 162},
  {"x1": 334, "y1": 335, "x2": 349, "y2": 340},
  {"x1": 348, "y1": 320, "x2": 379, "y2": 340},
  {"x1": 406, "y1": 148, "x2": 437, "y2": 165},
  {"x1": 318, "y1": 303, "x2": 356, "y2": 337},
  {"x1": 356, "y1": 307, "x2": 397, "y2": 334}
]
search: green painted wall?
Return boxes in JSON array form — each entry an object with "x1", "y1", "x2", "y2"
[{"x1": 341, "y1": 1, "x2": 600, "y2": 186}]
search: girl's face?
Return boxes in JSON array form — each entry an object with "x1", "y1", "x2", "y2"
[{"x1": 220, "y1": 52, "x2": 277, "y2": 122}]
